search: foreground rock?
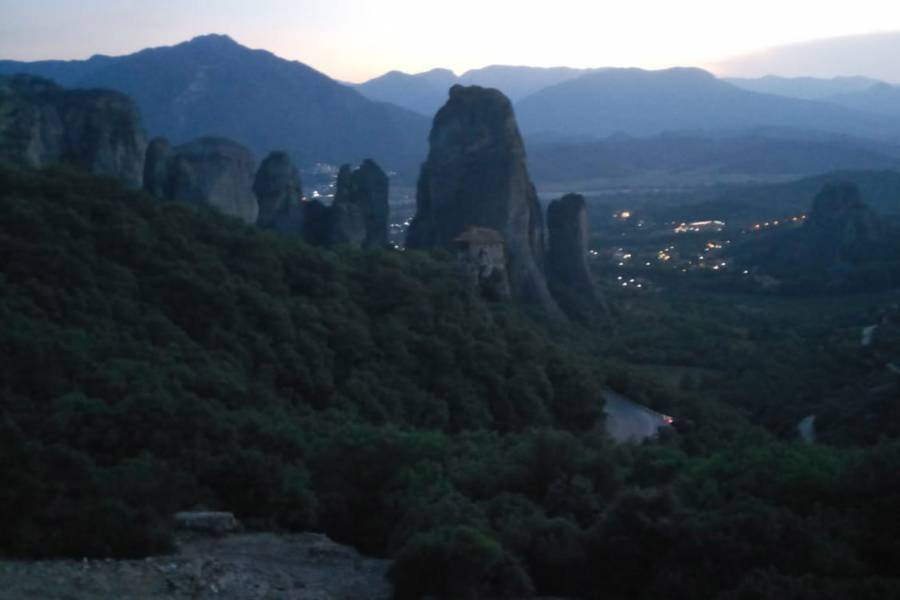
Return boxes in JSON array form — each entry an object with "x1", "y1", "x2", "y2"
[
  {"x1": 546, "y1": 193, "x2": 602, "y2": 319},
  {"x1": 0, "y1": 74, "x2": 146, "y2": 186},
  {"x1": 0, "y1": 533, "x2": 391, "y2": 600},
  {"x1": 143, "y1": 136, "x2": 259, "y2": 224},
  {"x1": 406, "y1": 85, "x2": 562, "y2": 317},
  {"x1": 304, "y1": 159, "x2": 390, "y2": 248}
]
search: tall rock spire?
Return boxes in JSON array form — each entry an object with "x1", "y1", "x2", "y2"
[
  {"x1": 254, "y1": 151, "x2": 304, "y2": 234},
  {"x1": 406, "y1": 85, "x2": 562, "y2": 317},
  {"x1": 547, "y1": 193, "x2": 604, "y2": 320}
]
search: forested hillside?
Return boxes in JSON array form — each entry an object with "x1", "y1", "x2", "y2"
[{"x1": 2, "y1": 167, "x2": 900, "y2": 599}]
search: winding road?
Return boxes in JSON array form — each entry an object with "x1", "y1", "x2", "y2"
[{"x1": 602, "y1": 388, "x2": 673, "y2": 443}]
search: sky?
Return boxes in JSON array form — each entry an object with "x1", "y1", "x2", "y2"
[{"x1": 2, "y1": 0, "x2": 900, "y2": 82}]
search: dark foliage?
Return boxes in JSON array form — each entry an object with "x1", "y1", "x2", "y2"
[{"x1": 2, "y1": 167, "x2": 900, "y2": 599}]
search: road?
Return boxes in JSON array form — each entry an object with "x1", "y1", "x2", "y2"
[{"x1": 602, "y1": 388, "x2": 673, "y2": 443}]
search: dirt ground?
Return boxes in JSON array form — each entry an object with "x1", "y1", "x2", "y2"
[{"x1": 0, "y1": 532, "x2": 391, "y2": 600}]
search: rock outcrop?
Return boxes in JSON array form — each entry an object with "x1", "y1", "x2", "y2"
[
  {"x1": 328, "y1": 164, "x2": 367, "y2": 246},
  {"x1": 546, "y1": 193, "x2": 602, "y2": 318},
  {"x1": 406, "y1": 85, "x2": 561, "y2": 317},
  {"x1": 0, "y1": 74, "x2": 146, "y2": 186},
  {"x1": 355, "y1": 159, "x2": 390, "y2": 248},
  {"x1": 143, "y1": 136, "x2": 259, "y2": 224},
  {"x1": 0, "y1": 533, "x2": 392, "y2": 599},
  {"x1": 547, "y1": 194, "x2": 595, "y2": 294},
  {"x1": 330, "y1": 160, "x2": 390, "y2": 248},
  {"x1": 254, "y1": 151, "x2": 303, "y2": 234},
  {"x1": 454, "y1": 227, "x2": 511, "y2": 300},
  {"x1": 731, "y1": 182, "x2": 895, "y2": 287},
  {"x1": 806, "y1": 182, "x2": 884, "y2": 248},
  {"x1": 303, "y1": 159, "x2": 390, "y2": 248}
]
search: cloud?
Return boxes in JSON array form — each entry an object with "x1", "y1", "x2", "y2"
[{"x1": 712, "y1": 31, "x2": 900, "y2": 82}]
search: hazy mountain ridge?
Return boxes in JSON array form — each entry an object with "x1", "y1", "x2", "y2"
[
  {"x1": 0, "y1": 35, "x2": 429, "y2": 174},
  {"x1": 724, "y1": 75, "x2": 884, "y2": 100},
  {"x1": 726, "y1": 75, "x2": 900, "y2": 118},
  {"x1": 355, "y1": 68, "x2": 458, "y2": 116},
  {"x1": 824, "y1": 82, "x2": 900, "y2": 117},
  {"x1": 355, "y1": 65, "x2": 595, "y2": 116},
  {"x1": 6, "y1": 36, "x2": 900, "y2": 184},
  {"x1": 514, "y1": 67, "x2": 899, "y2": 139}
]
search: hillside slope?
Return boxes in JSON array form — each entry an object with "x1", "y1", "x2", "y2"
[{"x1": 3, "y1": 167, "x2": 900, "y2": 599}]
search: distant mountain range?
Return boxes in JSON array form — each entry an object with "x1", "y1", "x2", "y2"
[
  {"x1": 355, "y1": 68, "x2": 459, "y2": 117},
  {"x1": 355, "y1": 65, "x2": 594, "y2": 117},
  {"x1": 824, "y1": 83, "x2": 900, "y2": 117},
  {"x1": 0, "y1": 35, "x2": 429, "y2": 175},
  {"x1": 724, "y1": 75, "x2": 883, "y2": 100},
  {"x1": 514, "y1": 68, "x2": 897, "y2": 139},
  {"x1": 726, "y1": 75, "x2": 900, "y2": 118},
  {"x1": 5, "y1": 34, "x2": 900, "y2": 185},
  {"x1": 357, "y1": 64, "x2": 900, "y2": 142}
]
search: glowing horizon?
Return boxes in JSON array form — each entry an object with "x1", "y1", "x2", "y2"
[{"x1": 2, "y1": 1, "x2": 900, "y2": 83}]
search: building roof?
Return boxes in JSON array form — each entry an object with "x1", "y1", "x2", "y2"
[{"x1": 454, "y1": 226, "x2": 505, "y2": 245}]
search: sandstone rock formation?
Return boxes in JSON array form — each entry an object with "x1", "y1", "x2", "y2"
[
  {"x1": 547, "y1": 194, "x2": 595, "y2": 294},
  {"x1": 354, "y1": 159, "x2": 390, "y2": 249},
  {"x1": 329, "y1": 164, "x2": 367, "y2": 246},
  {"x1": 806, "y1": 182, "x2": 884, "y2": 248},
  {"x1": 254, "y1": 151, "x2": 304, "y2": 234},
  {"x1": 406, "y1": 85, "x2": 561, "y2": 317},
  {"x1": 453, "y1": 226, "x2": 511, "y2": 300},
  {"x1": 731, "y1": 181, "x2": 893, "y2": 285},
  {"x1": 0, "y1": 74, "x2": 146, "y2": 186},
  {"x1": 330, "y1": 160, "x2": 390, "y2": 248},
  {"x1": 303, "y1": 159, "x2": 390, "y2": 248},
  {"x1": 143, "y1": 136, "x2": 259, "y2": 224},
  {"x1": 546, "y1": 193, "x2": 602, "y2": 318}
]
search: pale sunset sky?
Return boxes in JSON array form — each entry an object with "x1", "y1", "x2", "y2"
[{"x1": 2, "y1": 0, "x2": 900, "y2": 81}]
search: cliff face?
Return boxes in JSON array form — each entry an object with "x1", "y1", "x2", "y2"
[
  {"x1": 807, "y1": 182, "x2": 884, "y2": 248},
  {"x1": 546, "y1": 193, "x2": 601, "y2": 318},
  {"x1": 329, "y1": 165, "x2": 367, "y2": 246},
  {"x1": 731, "y1": 181, "x2": 898, "y2": 288},
  {"x1": 354, "y1": 159, "x2": 390, "y2": 249},
  {"x1": 547, "y1": 194, "x2": 594, "y2": 293},
  {"x1": 0, "y1": 74, "x2": 146, "y2": 186},
  {"x1": 331, "y1": 160, "x2": 389, "y2": 248},
  {"x1": 143, "y1": 136, "x2": 259, "y2": 224},
  {"x1": 304, "y1": 159, "x2": 390, "y2": 249},
  {"x1": 406, "y1": 85, "x2": 561, "y2": 316},
  {"x1": 254, "y1": 151, "x2": 304, "y2": 234}
]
